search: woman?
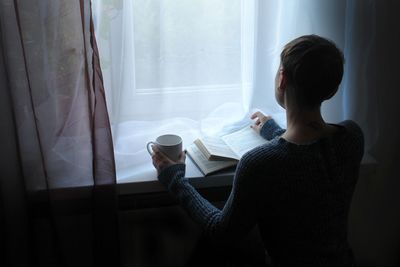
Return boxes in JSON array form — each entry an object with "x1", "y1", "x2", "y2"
[{"x1": 151, "y1": 35, "x2": 364, "y2": 266}]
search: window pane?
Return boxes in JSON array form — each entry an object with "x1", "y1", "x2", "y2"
[{"x1": 132, "y1": 0, "x2": 241, "y2": 90}]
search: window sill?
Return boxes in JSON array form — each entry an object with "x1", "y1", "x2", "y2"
[
  {"x1": 26, "y1": 154, "x2": 378, "y2": 212},
  {"x1": 117, "y1": 156, "x2": 235, "y2": 195},
  {"x1": 117, "y1": 153, "x2": 378, "y2": 196}
]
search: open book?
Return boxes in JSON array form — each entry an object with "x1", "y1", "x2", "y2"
[{"x1": 186, "y1": 125, "x2": 269, "y2": 176}]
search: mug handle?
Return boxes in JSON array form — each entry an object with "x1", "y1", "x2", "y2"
[{"x1": 146, "y1": 141, "x2": 156, "y2": 156}]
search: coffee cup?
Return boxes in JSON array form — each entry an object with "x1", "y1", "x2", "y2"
[{"x1": 146, "y1": 134, "x2": 183, "y2": 161}]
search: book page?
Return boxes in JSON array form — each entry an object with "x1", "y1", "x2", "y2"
[
  {"x1": 222, "y1": 125, "x2": 268, "y2": 158},
  {"x1": 186, "y1": 144, "x2": 237, "y2": 176},
  {"x1": 196, "y1": 136, "x2": 239, "y2": 160}
]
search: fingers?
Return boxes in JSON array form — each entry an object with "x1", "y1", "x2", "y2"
[
  {"x1": 151, "y1": 145, "x2": 186, "y2": 175},
  {"x1": 251, "y1": 111, "x2": 272, "y2": 124},
  {"x1": 250, "y1": 123, "x2": 262, "y2": 134},
  {"x1": 251, "y1": 111, "x2": 267, "y2": 125},
  {"x1": 151, "y1": 146, "x2": 169, "y2": 168},
  {"x1": 151, "y1": 146, "x2": 171, "y2": 162},
  {"x1": 151, "y1": 145, "x2": 161, "y2": 154},
  {"x1": 152, "y1": 145, "x2": 184, "y2": 163},
  {"x1": 151, "y1": 150, "x2": 163, "y2": 167},
  {"x1": 250, "y1": 111, "x2": 272, "y2": 134},
  {"x1": 254, "y1": 118, "x2": 262, "y2": 126},
  {"x1": 151, "y1": 147, "x2": 168, "y2": 162},
  {"x1": 250, "y1": 111, "x2": 263, "y2": 120},
  {"x1": 178, "y1": 151, "x2": 186, "y2": 163},
  {"x1": 251, "y1": 111, "x2": 265, "y2": 127}
]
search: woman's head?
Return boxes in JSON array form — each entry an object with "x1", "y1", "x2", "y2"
[{"x1": 276, "y1": 35, "x2": 344, "y2": 109}]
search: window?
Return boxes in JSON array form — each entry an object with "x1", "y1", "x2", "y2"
[
  {"x1": 93, "y1": 0, "x2": 253, "y2": 122},
  {"x1": 93, "y1": 0, "x2": 347, "y2": 180}
]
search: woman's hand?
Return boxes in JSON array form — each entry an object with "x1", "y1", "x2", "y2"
[
  {"x1": 250, "y1": 111, "x2": 272, "y2": 134},
  {"x1": 151, "y1": 145, "x2": 186, "y2": 175}
]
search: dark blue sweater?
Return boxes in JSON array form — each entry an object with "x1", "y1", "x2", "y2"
[{"x1": 158, "y1": 119, "x2": 364, "y2": 266}]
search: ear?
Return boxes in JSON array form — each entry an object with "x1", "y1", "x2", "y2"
[{"x1": 278, "y1": 69, "x2": 287, "y2": 91}]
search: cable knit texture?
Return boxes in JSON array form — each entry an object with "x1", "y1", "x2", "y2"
[{"x1": 158, "y1": 119, "x2": 364, "y2": 266}]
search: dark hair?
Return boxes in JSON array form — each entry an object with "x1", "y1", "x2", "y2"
[{"x1": 280, "y1": 34, "x2": 344, "y2": 108}]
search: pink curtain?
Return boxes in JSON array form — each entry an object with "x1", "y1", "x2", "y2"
[{"x1": 0, "y1": 0, "x2": 119, "y2": 266}]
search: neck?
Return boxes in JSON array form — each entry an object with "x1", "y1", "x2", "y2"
[{"x1": 282, "y1": 105, "x2": 328, "y2": 144}]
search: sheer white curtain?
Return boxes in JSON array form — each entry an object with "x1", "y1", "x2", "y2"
[{"x1": 92, "y1": 0, "x2": 372, "y2": 181}]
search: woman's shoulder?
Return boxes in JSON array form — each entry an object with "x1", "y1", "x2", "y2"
[
  {"x1": 239, "y1": 138, "x2": 287, "y2": 168},
  {"x1": 233, "y1": 139, "x2": 286, "y2": 186},
  {"x1": 329, "y1": 120, "x2": 365, "y2": 160},
  {"x1": 337, "y1": 120, "x2": 363, "y2": 134},
  {"x1": 335, "y1": 120, "x2": 364, "y2": 145}
]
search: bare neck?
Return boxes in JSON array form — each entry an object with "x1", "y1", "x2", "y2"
[{"x1": 282, "y1": 106, "x2": 331, "y2": 144}]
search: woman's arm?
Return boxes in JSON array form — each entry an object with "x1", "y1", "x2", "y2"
[{"x1": 157, "y1": 154, "x2": 260, "y2": 241}]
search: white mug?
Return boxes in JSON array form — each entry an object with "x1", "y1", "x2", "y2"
[{"x1": 146, "y1": 134, "x2": 183, "y2": 161}]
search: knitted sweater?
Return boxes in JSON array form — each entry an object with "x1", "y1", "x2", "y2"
[{"x1": 158, "y1": 119, "x2": 364, "y2": 266}]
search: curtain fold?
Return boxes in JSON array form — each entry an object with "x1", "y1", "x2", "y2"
[
  {"x1": 0, "y1": 0, "x2": 119, "y2": 266},
  {"x1": 342, "y1": 0, "x2": 378, "y2": 153}
]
